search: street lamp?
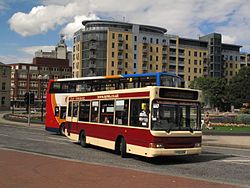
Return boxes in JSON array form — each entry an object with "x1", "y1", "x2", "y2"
[
  {"x1": 11, "y1": 85, "x2": 15, "y2": 114},
  {"x1": 38, "y1": 74, "x2": 49, "y2": 122}
]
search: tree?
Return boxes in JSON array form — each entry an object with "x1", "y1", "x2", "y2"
[
  {"x1": 228, "y1": 67, "x2": 250, "y2": 108},
  {"x1": 190, "y1": 77, "x2": 229, "y2": 111}
]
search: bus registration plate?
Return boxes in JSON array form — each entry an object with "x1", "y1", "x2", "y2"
[{"x1": 175, "y1": 150, "x2": 187, "y2": 155}]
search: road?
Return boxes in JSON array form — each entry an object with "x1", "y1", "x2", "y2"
[{"x1": 0, "y1": 123, "x2": 250, "y2": 187}]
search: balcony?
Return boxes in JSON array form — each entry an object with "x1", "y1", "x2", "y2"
[
  {"x1": 118, "y1": 45, "x2": 123, "y2": 51},
  {"x1": 143, "y1": 57, "x2": 148, "y2": 62},
  {"x1": 162, "y1": 67, "x2": 167, "y2": 72},
  {"x1": 169, "y1": 60, "x2": 176, "y2": 66},
  {"x1": 178, "y1": 61, "x2": 185, "y2": 66},
  {"x1": 142, "y1": 65, "x2": 148, "y2": 71},
  {"x1": 118, "y1": 36, "x2": 123, "y2": 42},
  {"x1": 162, "y1": 50, "x2": 167, "y2": 55},
  {"x1": 162, "y1": 59, "x2": 167, "y2": 64},
  {"x1": 89, "y1": 43, "x2": 97, "y2": 50},
  {"x1": 89, "y1": 54, "x2": 96, "y2": 59},
  {"x1": 169, "y1": 52, "x2": 176, "y2": 56},
  {"x1": 118, "y1": 63, "x2": 123, "y2": 70},
  {"x1": 178, "y1": 52, "x2": 185, "y2": 57},
  {"x1": 118, "y1": 55, "x2": 123, "y2": 60},
  {"x1": 143, "y1": 39, "x2": 148, "y2": 44},
  {"x1": 89, "y1": 63, "x2": 96, "y2": 69}
]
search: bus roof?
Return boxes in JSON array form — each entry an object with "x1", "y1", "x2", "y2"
[{"x1": 54, "y1": 72, "x2": 179, "y2": 82}]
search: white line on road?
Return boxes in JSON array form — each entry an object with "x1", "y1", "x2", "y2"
[{"x1": 0, "y1": 133, "x2": 9, "y2": 137}]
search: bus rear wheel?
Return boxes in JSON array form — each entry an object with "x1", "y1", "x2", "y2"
[
  {"x1": 59, "y1": 123, "x2": 65, "y2": 136},
  {"x1": 120, "y1": 137, "x2": 127, "y2": 158},
  {"x1": 80, "y1": 131, "x2": 87, "y2": 148}
]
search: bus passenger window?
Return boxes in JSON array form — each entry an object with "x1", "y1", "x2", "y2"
[
  {"x1": 79, "y1": 101, "x2": 90, "y2": 122},
  {"x1": 68, "y1": 102, "x2": 72, "y2": 117},
  {"x1": 100, "y1": 100, "x2": 114, "y2": 124},
  {"x1": 91, "y1": 101, "x2": 99, "y2": 122},
  {"x1": 130, "y1": 99, "x2": 149, "y2": 127},
  {"x1": 72, "y1": 102, "x2": 78, "y2": 117},
  {"x1": 115, "y1": 100, "x2": 129, "y2": 125},
  {"x1": 60, "y1": 106, "x2": 66, "y2": 119},
  {"x1": 55, "y1": 106, "x2": 59, "y2": 117}
]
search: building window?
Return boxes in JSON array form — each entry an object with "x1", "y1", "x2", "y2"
[
  {"x1": 188, "y1": 68, "x2": 190, "y2": 72},
  {"x1": 134, "y1": 36, "x2": 137, "y2": 41},
  {"x1": 194, "y1": 51, "x2": 197, "y2": 57},
  {"x1": 200, "y1": 52, "x2": 202, "y2": 57},
  {"x1": 156, "y1": 39, "x2": 159, "y2": 44},
  {"x1": 125, "y1": 53, "x2": 128, "y2": 59},
  {"x1": 2, "y1": 82, "x2": 6, "y2": 90},
  {"x1": 112, "y1": 52, "x2": 114, "y2": 58},
  {"x1": 134, "y1": 63, "x2": 136, "y2": 68},
  {"x1": 189, "y1": 59, "x2": 191, "y2": 64},
  {"x1": 112, "y1": 42, "x2": 115, "y2": 48},
  {"x1": 134, "y1": 45, "x2": 137, "y2": 51},
  {"x1": 112, "y1": 33, "x2": 115, "y2": 39},
  {"x1": 125, "y1": 62, "x2": 128, "y2": 68},
  {"x1": 156, "y1": 56, "x2": 158, "y2": 61},
  {"x1": 150, "y1": 64, "x2": 152, "y2": 70},
  {"x1": 194, "y1": 68, "x2": 197, "y2": 73},
  {"x1": 134, "y1": 54, "x2": 137, "y2": 59},
  {"x1": 189, "y1": 51, "x2": 191, "y2": 56},
  {"x1": 111, "y1": 70, "x2": 114, "y2": 75},
  {"x1": 150, "y1": 55, "x2": 152, "y2": 61},
  {"x1": 194, "y1": 60, "x2": 197, "y2": 65},
  {"x1": 126, "y1": 35, "x2": 128, "y2": 40},
  {"x1": 156, "y1": 65, "x2": 158, "y2": 70},
  {"x1": 126, "y1": 44, "x2": 128, "y2": 50},
  {"x1": 112, "y1": 61, "x2": 114, "y2": 67},
  {"x1": 1, "y1": 97, "x2": 5, "y2": 105},
  {"x1": 150, "y1": 47, "x2": 153, "y2": 52}
]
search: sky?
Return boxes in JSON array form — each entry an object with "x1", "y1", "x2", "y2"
[{"x1": 1, "y1": 0, "x2": 250, "y2": 64}]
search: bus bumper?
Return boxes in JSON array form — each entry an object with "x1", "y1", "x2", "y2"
[{"x1": 147, "y1": 147, "x2": 202, "y2": 157}]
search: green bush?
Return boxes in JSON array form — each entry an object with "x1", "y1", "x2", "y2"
[{"x1": 236, "y1": 114, "x2": 250, "y2": 124}]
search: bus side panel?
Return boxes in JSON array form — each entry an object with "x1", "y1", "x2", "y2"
[{"x1": 70, "y1": 122, "x2": 154, "y2": 148}]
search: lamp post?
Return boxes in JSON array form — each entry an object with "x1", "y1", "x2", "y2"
[
  {"x1": 11, "y1": 85, "x2": 15, "y2": 114},
  {"x1": 38, "y1": 74, "x2": 49, "y2": 122}
]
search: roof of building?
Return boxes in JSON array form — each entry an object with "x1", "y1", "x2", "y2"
[{"x1": 82, "y1": 20, "x2": 167, "y2": 34}]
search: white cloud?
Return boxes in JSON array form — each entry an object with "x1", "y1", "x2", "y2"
[
  {"x1": 0, "y1": 55, "x2": 32, "y2": 64},
  {"x1": 8, "y1": 3, "x2": 83, "y2": 36},
  {"x1": 61, "y1": 14, "x2": 99, "y2": 40},
  {"x1": 8, "y1": 0, "x2": 250, "y2": 52}
]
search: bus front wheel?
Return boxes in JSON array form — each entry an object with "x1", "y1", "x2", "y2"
[
  {"x1": 80, "y1": 131, "x2": 87, "y2": 148},
  {"x1": 120, "y1": 137, "x2": 127, "y2": 158}
]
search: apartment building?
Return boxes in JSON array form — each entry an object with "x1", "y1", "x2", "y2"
[
  {"x1": 72, "y1": 20, "x2": 169, "y2": 78},
  {"x1": 73, "y1": 20, "x2": 242, "y2": 85},
  {"x1": 0, "y1": 62, "x2": 11, "y2": 111}
]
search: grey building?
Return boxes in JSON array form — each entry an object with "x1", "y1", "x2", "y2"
[{"x1": 0, "y1": 62, "x2": 11, "y2": 111}]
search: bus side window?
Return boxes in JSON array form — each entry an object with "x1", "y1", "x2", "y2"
[
  {"x1": 72, "y1": 102, "x2": 78, "y2": 117},
  {"x1": 115, "y1": 100, "x2": 129, "y2": 125},
  {"x1": 79, "y1": 101, "x2": 90, "y2": 121},
  {"x1": 55, "y1": 106, "x2": 59, "y2": 117},
  {"x1": 130, "y1": 99, "x2": 149, "y2": 127},
  {"x1": 100, "y1": 100, "x2": 114, "y2": 124},
  {"x1": 60, "y1": 106, "x2": 66, "y2": 119},
  {"x1": 91, "y1": 101, "x2": 99, "y2": 122},
  {"x1": 68, "y1": 102, "x2": 72, "y2": 117}
]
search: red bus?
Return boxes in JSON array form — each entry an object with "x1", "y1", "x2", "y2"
[
  {"x1": 65, "y1": 86, "x2": 202, "y2": 158},
  {"x1": 45, "y1": 73, "x2": 181, "y2": 135}
]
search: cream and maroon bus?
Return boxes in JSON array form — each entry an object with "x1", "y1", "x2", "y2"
[{"x1": 65, "y1": 86, "x2": 202, "y2": 158}]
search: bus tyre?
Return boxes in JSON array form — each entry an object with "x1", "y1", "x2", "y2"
[
  {"x1": 59, "y1": 123, "x2": 65, "y2": 136},
  {"x1": 80, "y1": 132, "x2": 87, "y2": 148},
  {"x1": 120, "y1": 138, "x2": 127, "y2": 158}
]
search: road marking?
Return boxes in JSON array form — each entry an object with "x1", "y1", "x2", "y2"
[
  {"x1": 0, "y1": 133, "x2": 9, "y2": 137},
  {"x1": 48, "y1": 137, "x2": 69, "y2": 141},
  {"x1": 24, "y1": 137, "x2": 70, "y2": 145},
  {"x1": 221, "y1": 159, "x2": 250, "y2": 165}
]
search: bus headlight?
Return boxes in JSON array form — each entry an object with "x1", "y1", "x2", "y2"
[
  {"x1": 149, "y1": 143, "x2": 165, "y2": 148},
  {"x1": 194, "y1": 143, "x2": 201, "y2": 147}
]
